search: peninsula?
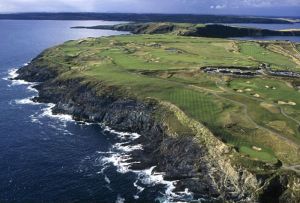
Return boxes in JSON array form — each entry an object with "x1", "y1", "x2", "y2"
[{"x1": 16, "y1": 30, "x2": 300, "y2": 202}]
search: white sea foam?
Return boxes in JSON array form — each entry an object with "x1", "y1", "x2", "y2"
[
  {"x1": 104, "y1": 175, "x2": 111, "y2": 184},
  {"x1": 11, "y1": 79, "x2": 32, "y2": 86},
  {"x1": 136, "y1": 167, "x2": 183, "y2": 203},
  {"x1": 47, "y1": 123, "x2": 74, "y2": 135},
  {"x1": 5, "y1": 68, "x2": 39, "y2": 90},
  {"x1": 7, "y1": 68, "x2": 19, "y2": 79},
  {"x1": 99, "y1": 127, "x2": 195, "y2": 202},
  {"x1": 79, "y1": 125, "x2": 195, "y2": 202},
  {"x1": 30, "y1": 113, "x2": 42, "y2": 124},
  {"x1": 115, "y1": 195, "x2": 125, "y2": 203},
  {"x1": 133, "y1": 180, "x2": 145, "y2": 199},
  {"x1": 27, "y1": 85, "x2": 38, "y2": 92},
  {"x1": 2, "y1": 68, "x2": 18, "y2": 83},
  {"x1": 5, "y1": 67, "x2": 73, "y2": 125},
  {"x1": 102, "y1": 152, "x2": 133, "y2": 174},
  {"x1": 103, "y1": 126, "x2": 141, "y2": 141},
  {"x1": 78, "y1": 121, "x2": 94, "y2": 126},
  {"x1": 15, "y1": 97, "x2": 38, "y2": 105},
  {"x1": 40, "y1": 103, "x2": 74, "y2": 122},
  {"x1": 100, "y1": 126, "x2": 144, "y2": 173},
  {"x1": 7, "y1": 68, "x2": 30, "y2": 86},
  {"x1": 25, "y1": 103, "x2": 75, "y2": 128},
  {"x1": 114, "y1": 142, "x2": 143, "y2": 153}
]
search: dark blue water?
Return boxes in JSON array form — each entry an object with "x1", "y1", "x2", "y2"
[
  {"x1": 0, "y1": 20, "x2": 181, "y2": 203},
  {"x1": 228, "y1": 23, "x2": 300, "y2": 42}
]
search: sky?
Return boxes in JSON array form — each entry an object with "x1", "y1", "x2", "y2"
[{"x1": 0, "y1": 0, "x2": 299, "y2": 16}]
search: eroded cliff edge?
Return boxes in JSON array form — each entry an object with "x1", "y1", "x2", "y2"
[{"x1": 15, "y1": 48, "x2": 300, "y2": 203}]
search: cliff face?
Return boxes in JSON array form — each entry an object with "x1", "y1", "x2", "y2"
[{"x1": 16, "y1": 53, "x2": 300, "y2": 202}]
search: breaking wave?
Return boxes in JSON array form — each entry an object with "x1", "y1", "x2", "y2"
[
  {"x1": 6, "y1": 66, "x2": 74, "y2": 131},
  {"x1": 99, "y1": 126, "x2": 195, "y2": 203}
]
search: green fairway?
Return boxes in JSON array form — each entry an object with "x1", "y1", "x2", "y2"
[{"x1": 239, "y1": 146, "x2": 277, "y2": 163}]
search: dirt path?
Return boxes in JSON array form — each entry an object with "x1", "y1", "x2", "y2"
[
  {"x1": 215, "y1": 80, "x2": 300, "y2": 126},
  {"x1": 280, "y1": 107, "x2": 300, "y2": 125},
  {"x1": 223, "y1": 86, "x2": 300, "y2": 126},
  {"x1": 282, "y1": 164, "x2": 300, "y2": 174}
]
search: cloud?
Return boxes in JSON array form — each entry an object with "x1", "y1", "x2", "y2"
[
  {"x1": 0, "y1": 0, "x2": 299, "y2": 15},
  {"x1": 211, "y1": 4, "x2": 227, "y2": 9},
  {"x1": 216, "y1": 5, "x2": 224, "y2": 9},
  {"x1": 0, "y1": 0, "x2": 98, "y2": 12}
]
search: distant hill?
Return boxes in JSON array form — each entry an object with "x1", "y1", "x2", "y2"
[
  {"x1": 73, "y1": 22, "x2": 300, "y2": 38},
  {"x1": 0, "y1": 12, "x2": 295, "y2": 24}
]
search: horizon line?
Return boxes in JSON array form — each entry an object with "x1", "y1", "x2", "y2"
[{"x1": 0, "y1": 12, "x2": 299, "y2": 18}]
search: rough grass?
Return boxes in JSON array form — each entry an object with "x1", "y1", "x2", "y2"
[{"x1": 239, "y1": 42, "x2": 299, "y2": 70}]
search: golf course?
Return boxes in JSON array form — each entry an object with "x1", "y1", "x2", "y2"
[
  {"x1": 16, "y1": 30, "x2": 300, "y2": 201},
  {"x1": 30, "y1": 33, "x2": 300, "y2": 167}
]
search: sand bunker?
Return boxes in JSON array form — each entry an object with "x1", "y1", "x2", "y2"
[
  {"x1": 252, "y1": 146, "x2": 262, "y2": 151},
  {"x1": 278, "y1": 101, "x2": 297, "y2": 106}
]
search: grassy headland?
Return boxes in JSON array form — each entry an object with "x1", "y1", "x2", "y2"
[{"x1": 29, "y1": 34, "x2": 300, "y2": 169}]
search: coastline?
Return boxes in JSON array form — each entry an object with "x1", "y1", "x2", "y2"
[
  {"x1": 14, "y1": 58, "x2": 259, "y2": 202},
  {"x1": 12, "y1": 38, "x2": 300, "y2": 202},
  {"x1": 7, "y1": 68, "x2": 190, "y2": 202}
]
